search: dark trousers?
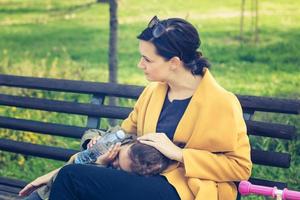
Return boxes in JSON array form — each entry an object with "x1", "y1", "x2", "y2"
[
  {"x1": 23, "y1": 191, "x2": 42, "y2": 200},
  {"x1": 49, "y1": 164, "x2": 181, "y2": 200}
]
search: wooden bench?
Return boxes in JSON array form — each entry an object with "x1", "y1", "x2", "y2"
[{"x1": 0, "y1": 74, "x2": 299, "y2": 200}]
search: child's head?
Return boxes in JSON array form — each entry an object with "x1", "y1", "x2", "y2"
[{"x1": 111, "y1": 141, "x2": 170, "y2": 176}]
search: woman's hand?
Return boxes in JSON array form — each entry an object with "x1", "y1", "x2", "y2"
[
  {"x1": 137, "y1": 133, "x2": 183, "y2": 162},
  {"x1": 19, "y1": 175, "x2": 48, "y2": 196},
  {"x1": 95, "y1": 143, "x2": 121, "y2": 166},
  {"x1": 87, "y1": 135, "x2": 101, "y2": 149}
]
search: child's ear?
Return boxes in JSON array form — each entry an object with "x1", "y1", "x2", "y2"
[{"x1": 144, "y1": 164, "x2": 162, "y2": 175}]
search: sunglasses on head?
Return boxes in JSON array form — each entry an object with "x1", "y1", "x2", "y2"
[
  {"x1": 147, "y1": 16, "x2": 184, "y2": 60},
  {"x1": 148, "y1": 16, "x2": 167, "y2": 38}
]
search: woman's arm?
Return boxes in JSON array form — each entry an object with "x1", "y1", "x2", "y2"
[
  {"x1": 181, "y1": 95, "x2": 252, "y2": 181},
  {"x1": 121, "y1": 84, "x2": 153, "y2": 134},
  {"x1": 182, "y1": 134, "x2": 252, "y2": 182},
  {"x1": 139, "y1": 131, "x2": 251, "y2": 182}
]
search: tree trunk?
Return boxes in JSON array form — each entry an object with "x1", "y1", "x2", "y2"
[
  {"x1": 108, "y1": 0, "x2": 118, "y2": 126},
  {"x1": 255, "y1": 0, "x2": 259, "y2": 43},
  {"x1": 240, "y1": 0, "x2": 246, "y2": 41},
  {"x1": 97, "y1": 0, "x2": 109, "y2": 3}
]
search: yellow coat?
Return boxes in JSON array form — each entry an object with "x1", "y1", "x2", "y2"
[{"x1": 121, "y1": 69, "x2": 252, "y2": 200}]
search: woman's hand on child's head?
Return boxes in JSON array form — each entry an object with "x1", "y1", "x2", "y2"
[
  {"x1": 87, "y1": 135, "x2": 101, "y2": 149},
  {"x1": 137, "y1": 133, "x2": 183, "y2": 162},
  {"x1": 95, "y1": 143, "x2": 121, "y2": 166}
]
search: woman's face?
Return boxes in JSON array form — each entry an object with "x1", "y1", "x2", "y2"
[
  {"x1": 111, "y1": 144, "x2": 132, "y2": 172},
  {"x1": 138, "y1": 40, "x2": 172, "y2": 82}
]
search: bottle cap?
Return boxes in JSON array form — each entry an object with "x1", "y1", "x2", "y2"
[{"x1": 116, "y1": 130, "x2": 125, "y2": 139}]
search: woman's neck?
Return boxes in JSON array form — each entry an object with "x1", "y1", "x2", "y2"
[{"x1": 166, "y1": 71, "x2": 202, "y2": 100}]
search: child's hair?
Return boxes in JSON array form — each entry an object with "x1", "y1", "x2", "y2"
[{"x1": 128, "y1": 142, "x2": 170, "y2": 176}]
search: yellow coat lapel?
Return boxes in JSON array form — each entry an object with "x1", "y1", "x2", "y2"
[
  {"x1": 175, "y1": 69, "x2": 238, "y2": 152},
  {"x1": 143, "y1": 82, "x2": 168, "y2": 134}
]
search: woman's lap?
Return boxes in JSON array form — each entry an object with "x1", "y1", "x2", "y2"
[{"x1": 49, "y1": 164, "x2": 180, "y2": 200}]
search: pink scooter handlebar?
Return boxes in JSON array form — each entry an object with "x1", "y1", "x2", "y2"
[{"x1": 239, "y1": 181, "x2": 300, "y2": 200}]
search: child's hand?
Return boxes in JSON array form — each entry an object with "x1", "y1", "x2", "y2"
[
  {"x1": 87, "y1": 135, "x2": 101, "y2": 149},
  {"x1": 95, "y1": 143, "x2": 121, "y2": 166},
  {"x1": 19, "y1": 176, "x2": 47, "y2": 196}
]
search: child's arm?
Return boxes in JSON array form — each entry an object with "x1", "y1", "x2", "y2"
[
  {"x1": 80, "y1": 129, "x2": 106, "y2": 150},
  {"x1": 19, "y1": 152, "x2": 79, "y2": 197},
  {"x1": 19, "y1": 167, "x2": 61, "y2": 196},
  {"x1": 66, "y1": 153, "x2": 79, "y2": 164},
  {"x1": 94, "y1": 143, "x2": 121, "y2": 166}
]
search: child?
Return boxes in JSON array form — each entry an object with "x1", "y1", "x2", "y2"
[{"x1": 20, "y1": 128, "x2": 170, "y2": 200}]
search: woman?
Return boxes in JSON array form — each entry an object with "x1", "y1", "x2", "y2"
[{"x1": 49, "y1": 16, "x2": 252, "y2": 200}]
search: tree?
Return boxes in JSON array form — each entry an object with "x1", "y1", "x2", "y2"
[
  {"x1": 240, "y1": 0, "x2": 259, "y2": 43},
  {"x1": 97, "y1": 0, "x2": 109, "y2": 3},
  {"x1": 108, "y1": 0, "x2": 118, "y2": 125}
]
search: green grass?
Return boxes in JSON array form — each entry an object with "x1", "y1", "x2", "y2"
[{"x1": 0, "y1": 0, "x2": 299, "y2": 198}]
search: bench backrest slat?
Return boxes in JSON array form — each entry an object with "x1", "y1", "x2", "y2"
[
  {"x1": 0, "y1": 177, "x2": 27, "y2": 189},
  {"x1": 0, "y1": 108, "x2": 295, "y2": 141},
  {"x1": 0, "y1": 139, "x2": 76, "y2": 161},
  {"x1": 0, "y1": 185, "x2": 21, "y2": 196},
  {"x1": 0, "y1": 137, "x2": 290, "y2": 168},
  {"x1": 251, "y1": 149, "x2": 290, "y2": 168},
  {"x1": 238, "y1": 95, "x2": 300, "y2": 114},
  {"x1": 0, "y1": 116, "x2": 87, "y2": 139},
  {"x1": 246, "y1": 120, "x2": 295, "y2": 140},
  {"x1": 1, "y1": 74, "x2": 299, "y2": 114},
  {"x1": 0, "y1": 74, "x2": 143, "y2": 99},
  {"x1": 0, "y1": 94, "x2": 131, "y2": 119},
  {"x1": 0, "y1": 94, "x2": 297, "y2": 140}
]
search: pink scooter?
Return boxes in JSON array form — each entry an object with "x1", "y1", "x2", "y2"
[{"x1": 239, "y1": 181, "x2": 300, "y2": 200}]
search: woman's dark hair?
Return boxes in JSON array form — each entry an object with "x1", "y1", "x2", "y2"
[
  {"x1": 137, "y1": 16, "x2": 210, "y2": 76},
  {"x1": 129, "y1": 142, "x2": 170, "y2": 176}
]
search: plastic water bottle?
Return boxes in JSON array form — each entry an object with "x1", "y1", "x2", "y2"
[{"x1": 75, "y1": 130, "x2": 126, "y2": 164}]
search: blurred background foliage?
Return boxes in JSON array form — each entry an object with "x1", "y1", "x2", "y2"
[{"x1": 0, "y1": 0, "x2": 299, "y2": 199}]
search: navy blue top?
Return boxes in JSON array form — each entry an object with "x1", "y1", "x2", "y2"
[{"x1": 156, "y1": 94, "x2": 192, "y2": 140}]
